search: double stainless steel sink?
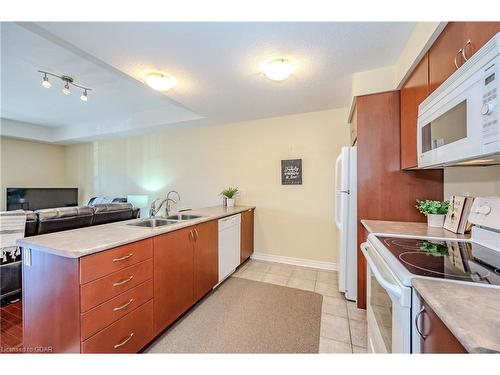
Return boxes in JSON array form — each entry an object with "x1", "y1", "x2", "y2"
[{"x1": 127, "y1": 214, "x2": 203, "y2": 228}]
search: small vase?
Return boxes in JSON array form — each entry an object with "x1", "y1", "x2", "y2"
[
  {"x1": 227, "y1": 198, "x2": 235, "y2": 207},
  {"x1": 222, "y1": 196, "x2": 227, "y2": 207},
  {"x1": 427, "y1": 214, "x2": 445, "y2": 228}
]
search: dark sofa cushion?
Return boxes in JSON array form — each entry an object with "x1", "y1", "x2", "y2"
[
  {"x1": 92, "y1": 203, "x2": 135, "y2": 225},
  {"x1": 36, "y1": 206, "x2": 94, "y2": 235},
  {"x1": 24, "y1": 210, "x2": 37, "y2": 237}
]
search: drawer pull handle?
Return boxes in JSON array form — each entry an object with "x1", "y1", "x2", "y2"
[
  {"x1": 113, "y1": 298, "x2": 134, "y2": 312},
  {"x1": 113, "y1": 276, "x2": 133, "y2": 287},
  {"x1": 113, "y1": 332, "x2": 134, "y2": 349},
  {"x1": 415, "y1": 307, "x2": 428, "y2": 340},
  {"x1": 113, "y1": 253, "x2": 133, "y2": 262}
]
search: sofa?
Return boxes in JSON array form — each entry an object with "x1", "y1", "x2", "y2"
[{"x1": 1, "y1": 203, "x2": 140, "y2": 304}]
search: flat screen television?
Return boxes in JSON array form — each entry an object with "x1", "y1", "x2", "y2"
[{"x1": 6, "y1": 188, "x2": 78, "y2": 211}]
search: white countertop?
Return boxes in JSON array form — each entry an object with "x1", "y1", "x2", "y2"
[
  {"x1": 361, "y1": 219, "x2": 471, "y2": 240},
  {"x1": 17, "y1": 205, "x2": 255, "y2": 259},
  {"x1": 413, "y1": 278, "x2": 500, "y2": 353}
]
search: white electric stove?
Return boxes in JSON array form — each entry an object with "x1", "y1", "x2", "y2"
[{"x1": 360, "y1": 197, "x2": 500, "y2": 353}]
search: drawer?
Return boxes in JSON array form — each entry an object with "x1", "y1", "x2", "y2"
[
  {"x1": 80, "y1": 259, "x2": 153, "y2": 312},
  {"x1": 80, "y1": 279, "x2": 153, "y2": 340},
  {"x1": 80, "y1": 238, "x2": 153, "y2": 284},
  {"x1": 81, "y1": 300, "x2": 153, "y2": 353}
]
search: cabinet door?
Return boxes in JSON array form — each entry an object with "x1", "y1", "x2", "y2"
[
  {"x1": 193, "y1": 220, "x2": 218, "y2": 302},
  {"x1": 240, "y1": 209, "x2": 254, "y2": 263},
  {"x1": 429, "y1": 22, "x2": 466, "y2": 93},
  {"x1": 417, "y1": 298, "x2": 467, "y2": 353},
  {"x1": 463, "y1": 22, "x2": 500, "y2": 60},
  {"x1": 400, "y1": 53, "x2": 429, "y2": 169},
  {"x1": 153, "y1": 227, "x2": 194, "y2": 334}
]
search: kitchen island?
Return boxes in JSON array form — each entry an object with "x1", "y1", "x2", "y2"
[{"x1": 16, "y1": 205, "x2": 255, "y2": 353}]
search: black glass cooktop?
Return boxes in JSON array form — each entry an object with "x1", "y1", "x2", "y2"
[{"x1": 376, "y1": 236, "x2": 500, "y2": 286}]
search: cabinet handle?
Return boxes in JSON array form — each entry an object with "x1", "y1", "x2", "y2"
[
  {"x1": 113, "y1": 275, "x2": 133, "y2": 287},
  {"x1": 462, "y1": 40, "x2": 472, "y2": 62},
  {"x1": 113, "y1": 298, "x2": 134, "y2": 312},
  {"x1": 189, "y1": 230, "x2": 194, "y2": 241},
  {"x1": 454, "y1": 49, "x2": 463, "y2": 69},
  {"x1": 194, "y1": 228, "x2": 199, "y2": 241},
  {"x1": 113, "y1": 332, "x2": 134, "y2": 349},
  {"x1": 112, "y1": 253, "x2": 133, "y2": 262},
  {"x1": 415, "y1": 306, "x2": 428, "y2": 340}
]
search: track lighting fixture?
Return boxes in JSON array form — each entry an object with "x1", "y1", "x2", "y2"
[
  {"x1": 38, "y1": 70, "x2": 92, "y2": 102},
  {"x1": 80, "y1": 89, "x2": 88, "y2": 102},
  {"x1": 42, "y1": 73, "x2": 51, "y2": 88}
]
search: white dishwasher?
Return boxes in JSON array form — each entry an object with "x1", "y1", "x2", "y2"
[{"x1": 218, "y1": 214, "x2": 241, "y2": 283}]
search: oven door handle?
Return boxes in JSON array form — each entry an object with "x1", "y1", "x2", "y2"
[{"x1": 361, "y1": 242, "x2": 402, "y2": 299}]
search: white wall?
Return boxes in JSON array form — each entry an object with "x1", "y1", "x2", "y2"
[
  {"x1": 0, "y1": 137, "x2": 68, "y2": 210},
  {"x1": 444, "y1": 166, "x2": 500, "y2": 199},
  {"x1": 65, "y1": 108, "x2": 350, "y2": 263}
]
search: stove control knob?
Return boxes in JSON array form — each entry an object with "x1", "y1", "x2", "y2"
[
  {"x1": 481, "y1": 103, "x2": 495, "y2": 116},
  {"x1": 478, "y1": 205, "x2": 492, "y2": 215}
]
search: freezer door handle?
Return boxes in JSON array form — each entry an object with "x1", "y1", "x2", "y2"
[
  {"x1": 336, "y1": 190, "x2": 349, "y2": 194},
  {"x1": 334, "y1": 154, "x2": 343, "y2": 229}
]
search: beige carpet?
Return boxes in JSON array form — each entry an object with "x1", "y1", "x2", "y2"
[{"x1": 147, "y1": 277, "x2": 323, "y2": 353}]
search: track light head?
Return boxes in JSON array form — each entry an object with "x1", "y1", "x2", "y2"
[
  {"x1": 42, "y1": 74, "x2": 51, "y2": 88},
  {"x1": 80, "y1": 89, "x2": 88, "y2": 102},
  {"x1": 62, "y1": 82, "x2": 71, "y2": 95}
]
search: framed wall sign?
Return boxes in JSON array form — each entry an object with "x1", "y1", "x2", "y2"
[{"x1": 281, "y1": 159, "x2": 302, "y2": 185}]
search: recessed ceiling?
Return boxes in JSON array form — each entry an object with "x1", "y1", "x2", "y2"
[{"x1": 1, "y1": 21, "x2": 416, "y2": 143}]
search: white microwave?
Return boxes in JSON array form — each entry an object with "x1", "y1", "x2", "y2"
[{"x1": 417, "y1": 32, "x2": 500, "y2": 168}]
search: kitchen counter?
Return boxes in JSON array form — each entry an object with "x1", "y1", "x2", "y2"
[
  {"x1": 361, "y1": 219, "x2": 471, "y2": 240},
  {"x1": 17, "y1": 205, "x2": 255, "y2": 258},
  {"x1": 412, "y1": 278, "x2": 500, "y2": 353}
]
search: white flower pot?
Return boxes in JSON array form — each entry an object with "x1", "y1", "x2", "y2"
[
  {"x1": 226, "y1": 198, "x2": 235, "y2": 207},
  {"x1": 427, "y1": 214, "x2": 445, "y2": 228}
]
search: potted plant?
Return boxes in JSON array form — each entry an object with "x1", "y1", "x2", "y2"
[
  {"x1": 416, "y1": 200, "x2": 450, "y2": 228},
  {"x1": 221, "y1": 187, "x2": 239, "y2": 207}
]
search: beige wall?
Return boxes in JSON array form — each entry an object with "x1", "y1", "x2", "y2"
[
  {"x1": 65, "y1": 108, "x2": 350, "y2": 263},
  {"x1": 0, "y1": 137, "x2": 68, "y2": 210},
  {"x1": 444, "y1": 166, "x2": 500, "y2": 199}
]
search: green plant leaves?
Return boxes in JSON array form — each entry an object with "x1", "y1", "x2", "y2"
[{"x1": 415, "y1": 199, "x2": 449, "y2": 215}]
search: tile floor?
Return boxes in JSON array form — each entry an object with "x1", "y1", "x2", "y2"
[{"x1": 233, "y1": 259, "x2": 367, "y2": 354}]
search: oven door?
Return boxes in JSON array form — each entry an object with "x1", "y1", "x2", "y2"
[{"x1": 361, "y1": 242, "x2": 412, "y2": 353}]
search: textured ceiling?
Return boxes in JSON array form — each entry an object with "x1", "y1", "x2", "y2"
[{"x1": 1, "y1": 22, "x2": 416, "y2": 142}]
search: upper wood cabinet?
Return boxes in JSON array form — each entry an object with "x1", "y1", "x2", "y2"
[
  {"x1": 429, "y1": 22, "x2": 500, "y2": 93},
  {"x1": 153, "y1": 227, "x2": 195, "y2": 334},
  {"x1": 193, "y1": 220, "x2": 219, "y2": 302},
  {"x1": 416, "y1": 293, "x2": 467, "y2": 353},
  {"x1": 240, "y1": 209, "x2": 254, "y2": 263},
  {"x1": 400, "y1": 53, "x2": 429, "y2": 169}
]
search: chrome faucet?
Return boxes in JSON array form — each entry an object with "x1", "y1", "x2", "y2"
[
  {"x1": 149, "y1": 191, "x2": 181, "y2": 218},
  {"x1": 165, "y1": 190, "x2": 181, "y2": 216}
]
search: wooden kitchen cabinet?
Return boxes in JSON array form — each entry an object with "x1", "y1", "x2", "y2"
[
  {"x1": 416, "y1": 294, "x2": 467, "y2": 353},
  {"x1": 153, "y1": 227, "x2": 195, "y2": 334},
  {"x1": 193, "y1": 220, "x2": 219, "y2": 302},
  {"x1": 355, "y1": 92, "x2": 443, "y2": 309},
  {"x1": 240, "y1": 208, "x2": 254, "y2": 263},
  {"x1": 23, "y1": 238, "x2": 154, "y2": 353},
  {"x1": 400, "y1": 53, "x2": 429, "y2": 169},
  {"x1": 429, "y1": 22, "x2": 500, "y2": 93}
]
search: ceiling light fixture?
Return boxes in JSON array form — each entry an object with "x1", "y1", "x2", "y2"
[
  {"x1": 38, "y1": 70, "x2": 92, "y2": 101},
  {"x1": 62, "y1": 81, "x2": 71, "y2": 95},
  {"x1": 144, "y1": 72, "x2": 177, "y2": 91},
  {"x1": 263, "y1": 58, "x2": 295, "y2": 81},
  {"x1": 80, "y1": 89, "x2": 88, "y2": 102},
  {"x1": 42, "y1": 73, "x2": 51, "y2": 88}
]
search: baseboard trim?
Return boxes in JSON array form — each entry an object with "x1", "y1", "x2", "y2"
[{"x1": 250, "y1": 252, "x2": 338, "y2": 271}]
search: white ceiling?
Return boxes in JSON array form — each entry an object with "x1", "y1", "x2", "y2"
[{"x1": 1, "y1": 22, "x2": 416, "y2": 143}]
